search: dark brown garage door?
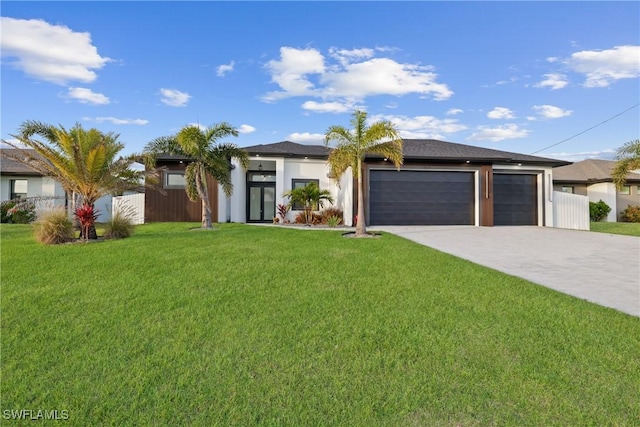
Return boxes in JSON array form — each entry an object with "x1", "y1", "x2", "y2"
[
  {"x1": 493, "y1": 173, "x2": 537, "y2": 225},
  {"x1": 369, "y1": 170, "x2": 475, "y2": 225}
]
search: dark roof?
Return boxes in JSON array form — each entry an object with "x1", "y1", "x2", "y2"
[
  {"x1": 156, "y1": 139, "x2": 569, "y2": 166},
  {"x1": 242, "y1": 141, "x2": 331, "y2": 158},
  {"x1": 553, "y1": 159, "x2": 640, "y2": 183},
  {"x1": 0, "y1": 149, "x2": 44, "y2": 176},
  {"x1": 382, "y1": 139, "x2": 570, "y2": 166}
]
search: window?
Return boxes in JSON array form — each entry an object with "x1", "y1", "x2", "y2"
[
  {"x1": 290, "y1": 179, "x2": 319, "y2": 210},
  {"x1": 620, "y1": 185, "x2": 631, "y2": 195},
  {"x1": 561, "y1": 186, "x2": 574, "y2": 194},
  {"x1": 164, "y1": 172, "x2": 186, "y2": 188},
  {"x1": 10, "y1": 179, "x2": 28, "y2": 200}
]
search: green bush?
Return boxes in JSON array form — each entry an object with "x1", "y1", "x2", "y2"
[
  {"x1": 1, "y1": 199, "x2": 36, "y2": 224},
  {"x1": 589, "y1": 199, "x2": 612, "y2": 222},
  {"x1": 620, "y1": 205, "x2": 640, "y2": 223},
  {"x1": 104, "y1": 210, "x2": 135, "y2": 239},
  {"x1": 34, "y1": 208, "x2": 75, "y2": 244}
]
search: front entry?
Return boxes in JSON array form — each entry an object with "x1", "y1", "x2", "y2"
[{"x1": 247, "y1": 183, "x2": 276, "y2": 222}]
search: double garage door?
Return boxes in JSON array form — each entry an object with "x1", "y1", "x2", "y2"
[{"x1": 369, "y1": 170, "x2": 537, "y2": 226}]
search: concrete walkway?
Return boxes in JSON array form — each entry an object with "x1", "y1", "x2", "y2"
[{"x1": 369, "y1": 226, "x2": 640, "y2": 317}]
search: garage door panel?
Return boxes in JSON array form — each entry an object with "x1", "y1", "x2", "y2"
[
  {"x1": 493, "y1": 173, "x2": 537, "y2": 226},
  {"x1": 369, "y1": 170, "x2": 474, "y2": 225}
]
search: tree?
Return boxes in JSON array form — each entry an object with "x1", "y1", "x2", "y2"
[
  {"x1": 6, "y1": 120, "x2": 146, "y2": 239},
  {"x1": 283, "y1": 182, "x2": 334, "y2": 224},
  {"x1": 612, "y1": 139, "x2": 640, "y2": 190},
  {"x1": 144, "y1": 123, "x2": 249, "y2": 229},
  {"x1": 324, "y1": 110, "x2": 403, "y2": 237}
]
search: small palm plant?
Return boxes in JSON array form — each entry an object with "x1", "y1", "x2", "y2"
[{"x1": 283, "y1": 182, "x2": 334, "y2": 225}]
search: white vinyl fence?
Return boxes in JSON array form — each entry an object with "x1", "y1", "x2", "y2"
[
  {"x1": 112, "y1": 193, "x2": 145, "y2": 225},
  {"x1": 553, "y1": 191, "x2": 589, "y2": 231}
]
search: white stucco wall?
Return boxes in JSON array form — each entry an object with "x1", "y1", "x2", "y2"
[
  {"x1": 221, "y1": 157, "x2": 353, "y2": 225},
  {"x1": 587, "y1": 182, "x2": 617, "y2": 222},
  {"x1": 1, "y1": 175, "x2": 67, "y2": 216}
]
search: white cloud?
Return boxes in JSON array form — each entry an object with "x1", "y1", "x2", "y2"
[
  {"x1": 546, "y1": 149, "x2": 616, "y2": 162},
  {"x1": 446, "y1": 108, "x2": 463, "y2": 116},
  {"x1": 262, "y1": 46, "x2": 452, "y2": 103},
  {"x1": 67, "y1": 87, "x2": 110, "y2": 105},
  {"x1": 487, "y1": 107, "x2": 515, "y2": 119},
  {"x1": 288, "y1": 132, "x2": 325, "y2": 144},
  {"x1": 301, "y1": 100, "x2": 354, "y2": 113},
  {"x1": 328, "y1": 47, "x2": 375, "y2": 66},
  {"x1": 186, "y1": 123, "x2": 207, "y2": 130},
  {"x1": 467, "y1": 124, "x2": 530, "y2": 142},
  {"x1": 238, "y1": 124, "x2": 256, "y2": 134},
  {"x1": 565, "y1": 45, "x2": 640, "y2": 87},
  {"x1": 0, "y1": 17, "x2": 111, "y2": 84},
  {"x1": 546, "y1": 57, "x2": 559, "y2": 63},
  {"x1": 159, "y1": 88, "x2": 191, "y2": 107},
  {"x1": 216, "y1": 61, "x2": 235, "y2": 77},
  {"x1": 323, "y1": 58, "x2": 453, "y2": 100},
  {"x1": 263, "y1": 47, "x2": 326, "y2": 101},
  {"x1": 535, "y1": 73, "x2": 568, "y2": 90},
  {"x1": 532, "y1": 104, "x2": 572, "y2": 119},
  {"x1": 370, "y1": 114, "x2": 467, "y2": 140},
  {"x1": 83, "y1": 116, "x2": 148, "y2": 125}
]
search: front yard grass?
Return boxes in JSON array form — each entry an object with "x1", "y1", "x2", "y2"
[
  {"x1": 590, "y1": 221, "x2": 640, "y2": 237},
  {"x1": 2, "y1": 223, "x2": 639, "y2": 426}
]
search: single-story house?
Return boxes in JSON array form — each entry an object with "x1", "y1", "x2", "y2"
[
  {"x1": 0, "y1": 148, "x2": 114, "y2": 221},
  {"x1": 553, "y1": 159, "x2": 640, "y2": 222},
  {"x1": 148, "y1": 139, "x2": 570, "y2": 227}
]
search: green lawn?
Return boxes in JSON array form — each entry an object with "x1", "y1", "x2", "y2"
[
  {"x1": 590, "y1": 221, "x2": 640, "y2": 237},
  {"x1": 2, "y1": 223, "x2": 639, "y2": 426}
]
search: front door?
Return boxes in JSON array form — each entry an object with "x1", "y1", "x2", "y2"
[{"x1": 247, "y1": 184, "x2": 276, "y2": 222}]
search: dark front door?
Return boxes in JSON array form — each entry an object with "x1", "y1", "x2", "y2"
[
  {"x1": 493, "y1": 173, "x2": 538, "y2": 225},
  {"x1": 369, "y1": 170, "x2": 475, "y2": 225},
  {"x1": 247, "y1": 183, "x2": 276, "y2": 222}
]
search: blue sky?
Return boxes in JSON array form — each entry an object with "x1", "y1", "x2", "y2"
[{"x1": 2, "y1": 1, "x2": 639, "y2": 161}]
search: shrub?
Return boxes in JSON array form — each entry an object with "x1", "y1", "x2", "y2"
[
  {"x1": 34, "y1": 208, "x2": 75, "y2": 244},
  {"x1": 1, "y1": 201, "x2": 16, "y2": 223},
  {"x1": 75, "y1": 204, "x2": 99, "y2": 240},
  {"x1": 104, "y1": 210, "x2": 135, "y2": 239},
  {"x1": 1, "y1": 199, "x2": 36, "y2": 224},
  {"x1": 320, "y1": 207, "x2": 343, "y2": 224},
  {"x1": 277, "y1": 204, "x2": 290, "y2": 222},
  {"x1": 589, "y1": 199, "x2": 612, "y2": 222},
  {"x1": 326, "y1": 215, "x2": 343, "y2": 227},
  {"x1": 620, "y1": 205, "x2": 640, "y2": 223},
  {"x1": 294, "y1": 211, "x2": 322, "y2": 224}
]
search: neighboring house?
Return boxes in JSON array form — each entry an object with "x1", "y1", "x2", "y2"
[
  {"x1": 219, "y1": 139, "x2": 569, "y2": 227},
  {"x1": 553, "y1": 159, "x2": 640, "y2": 222},
  {"x1": 0, "y1": 148, "x2": 113, "y2": 221}
]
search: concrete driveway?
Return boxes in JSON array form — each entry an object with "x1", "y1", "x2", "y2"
[{"x1": 369, "y1": 226, "x2": 640, "y2": 317}]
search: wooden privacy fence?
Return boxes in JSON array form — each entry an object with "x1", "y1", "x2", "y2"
[
  {"x1": 553, "y1": 191, "x2": 589, "y2": 231},
  {"x1": 112, "y1": 193, "x2": 145, "y2": 225}
]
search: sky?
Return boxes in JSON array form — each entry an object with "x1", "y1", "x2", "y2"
[{"x1": 1, "y1": 1, "x2": 639, "y2": 162}]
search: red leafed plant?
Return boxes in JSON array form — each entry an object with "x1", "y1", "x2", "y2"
[{"x1": 74, "y1": 204, "x2": 98, "y2": 240}]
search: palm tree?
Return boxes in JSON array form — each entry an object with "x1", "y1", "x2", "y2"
[
  {"x1": 6, "y1": 120, "x2": 146, "y2": 239},
  {"x1": 283, "y1": 182, "x2": 334, "y2": 224},
  {"x1": 325, "y1": 110, "x2": 403, "y2": 237},
  {"x1": 612, "y1": 139, "x2": 640, "y2": 190},
  {"x1": 144, "y1": 123, "x2": 249, "y2": 229}
]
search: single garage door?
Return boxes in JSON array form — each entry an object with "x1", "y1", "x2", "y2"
[
  {"x1": 369, "y1": 170, "x2": 475, "y2": 225},
  {"x1": 493, "y1": 173, "x2": 538, "y2": 225}
]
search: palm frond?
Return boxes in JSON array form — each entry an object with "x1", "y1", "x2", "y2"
[{"x1": 612, "y1": 139, "x2": 640, "y2": 190}]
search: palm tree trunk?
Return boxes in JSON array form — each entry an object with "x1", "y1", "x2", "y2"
[
  {"x1": 355, "y1": 157, "x2": 366, "y2": 237},
  {"x1": 196, "y1": 170, "x2": 212, "y2": 228}
]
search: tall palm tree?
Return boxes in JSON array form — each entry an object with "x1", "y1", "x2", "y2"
[
  {"x1": 283, "y1": 181, "x2": 334, "y2": 224},
  {"x1": 612, "y1": 139, "x2": 640, "y2": 190},
  {"x1": 144, "y1": 123, "x2": 249, "y2": 229},
  {"x1": 325, "y1": 110, "x2": 403, "y2": 237},
  {"x1": 6, "y1": 120, "x2": 146, "y2": 239}
]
